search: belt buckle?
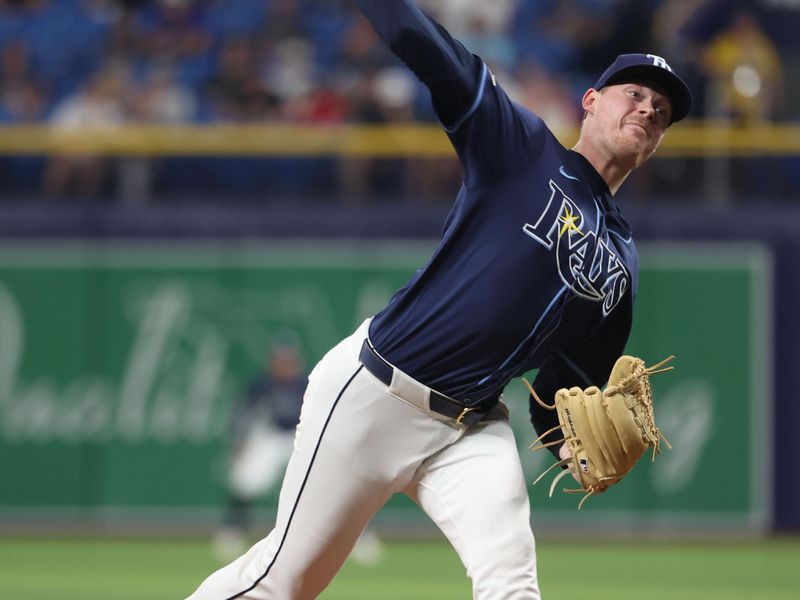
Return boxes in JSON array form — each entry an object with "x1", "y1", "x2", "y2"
[{"x1": 455, "y1": 406, "x2": 474, "y2": 425}]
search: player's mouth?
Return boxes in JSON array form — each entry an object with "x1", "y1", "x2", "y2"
[{"x1": 623, "y1": 121, "x2": 649, "y2": 137}]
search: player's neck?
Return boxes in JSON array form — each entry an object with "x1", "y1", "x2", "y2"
[{"x1": 571, "y1": 140, "x2": 633, "y2": 196}]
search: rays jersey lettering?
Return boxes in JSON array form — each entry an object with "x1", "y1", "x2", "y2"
[{"x1": 523, "y1": 181, "x2": 630, "y2": 316}]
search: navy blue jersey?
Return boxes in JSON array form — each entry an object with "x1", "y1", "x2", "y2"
[{"x1": 357, "y1": 1, "x2": 638, "y2": 448}]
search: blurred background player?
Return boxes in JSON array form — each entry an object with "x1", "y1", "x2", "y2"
[
  {"x1": 213, "y1": 331, "x2": 305, "y2": 560},
  {"x1": 213, "y1": 331, "x2": 384, "y2": 566}
]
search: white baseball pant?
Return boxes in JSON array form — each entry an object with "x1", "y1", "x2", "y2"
[{"x1": 186, "y1": 319, "x2": 541, "y2": 599}]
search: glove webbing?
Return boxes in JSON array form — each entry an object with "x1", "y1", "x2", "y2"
[{"x1": 605, "y1": 356, "x2": 674, "y2": 459}]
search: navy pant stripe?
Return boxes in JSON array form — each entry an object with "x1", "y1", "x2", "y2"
[{"x1": 226, "y1": 365, "x2": 364, "y2": 600}]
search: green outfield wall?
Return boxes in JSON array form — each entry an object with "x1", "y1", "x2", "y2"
[{"x1": 0, "y1": 241, "x2": 771, "y2": 533}]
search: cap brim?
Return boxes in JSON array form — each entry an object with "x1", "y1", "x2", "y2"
[{"x1": 603, "y1": 64, "x2": 692, "y2": 124}]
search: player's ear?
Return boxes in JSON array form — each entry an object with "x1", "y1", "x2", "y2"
[{"x1": 581, "y1": 88, "x2": 599, "y2": 116}]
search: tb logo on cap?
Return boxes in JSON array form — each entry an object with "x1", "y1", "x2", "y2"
[{"x1": 647, "y1": 54, "x2": 673, "y2": 72}]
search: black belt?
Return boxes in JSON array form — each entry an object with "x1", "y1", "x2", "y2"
[{"x1": 358, "y1": 340, "x2": 489, "y2": 426}]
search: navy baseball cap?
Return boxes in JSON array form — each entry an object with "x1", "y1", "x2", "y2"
[{"x1": 594, "y1": 53, "x2": 692, "y2": 124}]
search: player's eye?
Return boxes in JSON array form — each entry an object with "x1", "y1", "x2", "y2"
[{"x1": 654, "y1": 106, "x2": 670, "y2": 122}]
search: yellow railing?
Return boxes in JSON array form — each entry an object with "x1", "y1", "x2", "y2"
[{"x1": 0, "y1": 120, "x2": 797, "y2": 157}]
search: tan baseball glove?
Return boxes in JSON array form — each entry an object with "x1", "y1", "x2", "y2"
[{"x1": 525, "y1": 355, "x2": 674, "y2": 509}]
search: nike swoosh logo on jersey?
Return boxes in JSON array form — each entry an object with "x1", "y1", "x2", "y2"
[{"x1": 559, "y1": 165, "x2": 580, "y2": 182}]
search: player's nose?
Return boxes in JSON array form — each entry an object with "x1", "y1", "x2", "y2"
[{"x1": 638, "y1": 102, "x2": 656, "y2": 120}]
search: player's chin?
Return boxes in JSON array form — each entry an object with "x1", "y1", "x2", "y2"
[
  {"x1": 617, "y1": 143, "x2": 653, "y2": 168},
  {"x1": 636, "y1": 132, "x2": 665, "y2": 161},
  {"x1": 624, "y1": 138, "x2": 660, "y2": 166}
]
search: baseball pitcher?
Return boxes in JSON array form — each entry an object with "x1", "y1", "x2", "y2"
[{"x1": 186, "y1": 1, "x2": 691, "y2": 598}]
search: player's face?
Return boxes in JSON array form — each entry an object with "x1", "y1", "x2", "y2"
[{"x1": 584, "y1": 83, "x2": 671, "y2": 166}]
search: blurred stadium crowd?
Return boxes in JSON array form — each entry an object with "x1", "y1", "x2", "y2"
[{"x1": 0, "y1": 0, "x2": 797, "y2": 203}]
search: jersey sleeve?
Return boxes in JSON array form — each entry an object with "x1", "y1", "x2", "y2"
[
  {"x1": 528, "y1": 299, "x2": 633, "y2": 460},
  {"x1": 354, "y1": 0, "x2": 481, "y2": 128},
  {"x1": 354, "y1": 0, "x2": 546, "y2": 185}
]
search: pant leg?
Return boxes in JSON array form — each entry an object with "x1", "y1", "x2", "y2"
[
  {"x1": 406, "y1": 418, "x2": 541, "y2": 600},
  {"x1": 186, "y1": 322, "x2": 461, "y2": 600}
]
